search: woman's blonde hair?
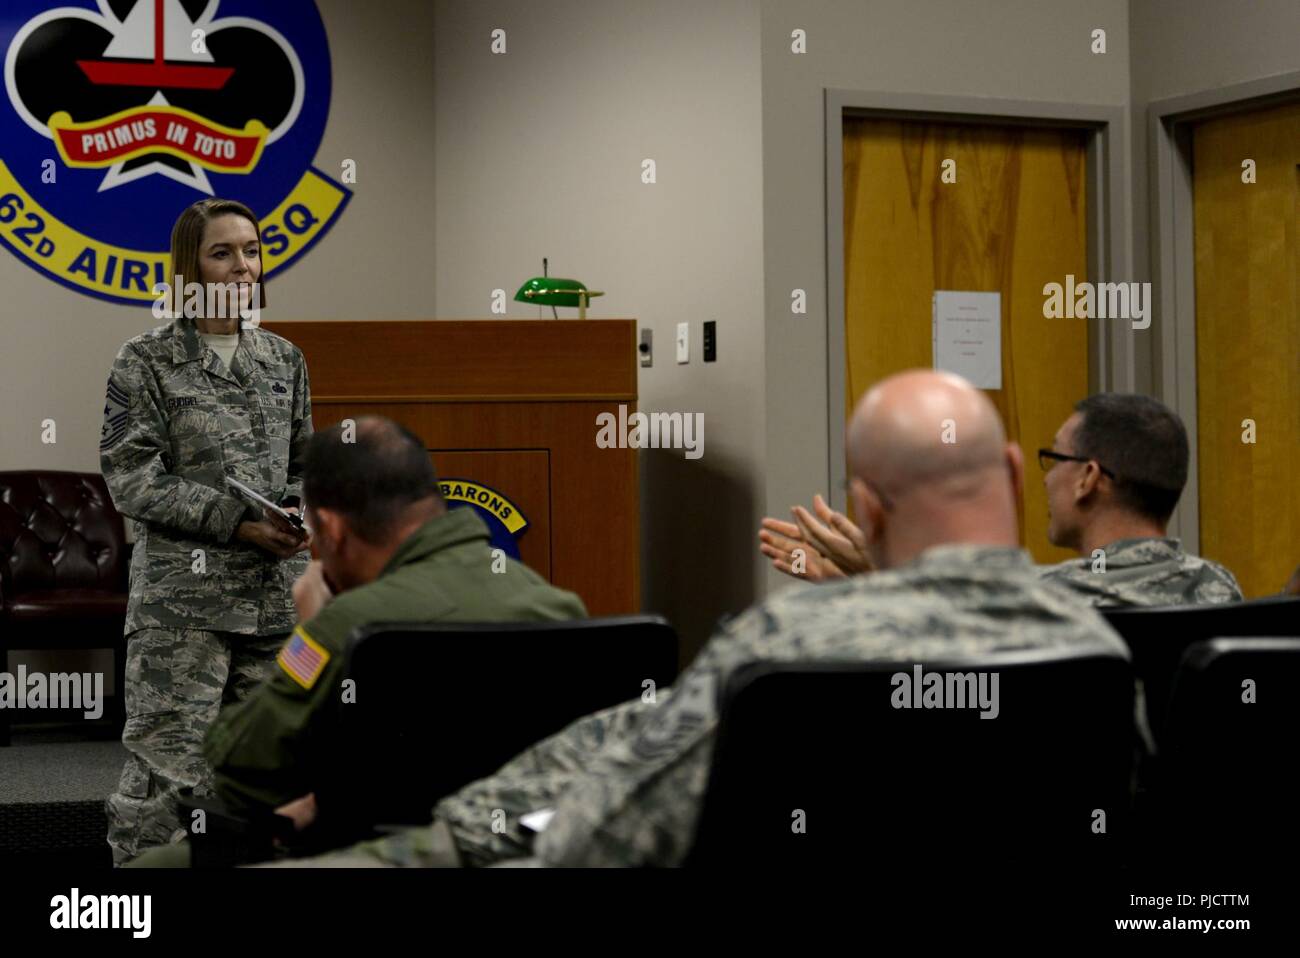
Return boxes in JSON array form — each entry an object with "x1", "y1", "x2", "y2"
[{"x1": 168, "y1": 198, "x2": 267, "y2": 316}]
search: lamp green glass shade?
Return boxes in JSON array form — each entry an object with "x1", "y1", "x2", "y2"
[{"x1": 514, "y1": 277, "x2": 604, "y2": 308}]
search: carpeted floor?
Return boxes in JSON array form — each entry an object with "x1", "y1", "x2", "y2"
[
  {"x1": 0, "y1": 731, "x2": 127, "y2": 866},
  {"x1": 0, "y1": 737, "x2": 128, "y2": 803}
]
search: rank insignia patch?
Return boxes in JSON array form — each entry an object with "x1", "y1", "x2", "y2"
[{"x1": 100, "y1": 376, "x2": 129, "y2": 450}]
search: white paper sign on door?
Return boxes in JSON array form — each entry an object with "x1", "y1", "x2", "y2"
[{"x1": 932, "y1": 290, "x2": 1002, "y2": 389}]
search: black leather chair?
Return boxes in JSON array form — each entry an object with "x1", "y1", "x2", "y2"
[
  {"x1": 187, "y1": 615, "x2": 680, "y2": 866},
  {"x1": 0, "y1": 471, "x2": 129, "y2": 744},
  {"x1": 686, "y1": 648, "x2": 1136, "y2": 870},
  {"x1": 1101, "y1": 595, "x2": 1300, "y2": 743},
  {"x1": 1153, "y1": 637, "x2": 1300, "y2": 867}
]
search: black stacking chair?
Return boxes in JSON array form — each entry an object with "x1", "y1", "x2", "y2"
[
  {"x1": 187, "y1": 615, "x2": 679, "y2": 866},
  {"x1": 1101, "y1": 595, "x2": 1300, "y2": 743},
  {"x1": 686, "y1": 648, "x2": 1135, "y2": 870},
  {"x1": 1153, "y1": 637, "x2": 1300, "y2": 868},
  {"x1": 313, "y1": 615, "x2": 679, "y2": 840}
]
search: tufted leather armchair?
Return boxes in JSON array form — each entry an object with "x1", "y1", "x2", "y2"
[{"x1": 0, "y1": 471, "x2": 129, "y2": 745}]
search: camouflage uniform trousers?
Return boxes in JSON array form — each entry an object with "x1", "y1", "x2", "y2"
[{"x1": 106, "y1": 628, "x2": 285, "y2": 865}]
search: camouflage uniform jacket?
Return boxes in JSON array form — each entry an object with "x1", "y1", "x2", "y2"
[
  {"x1": 100, "y1": 317, "x2": 312, "y2": 635},
  {"x1": 438, "y1": 544, "x2": 1130, "y2": 867},
  {"x1": 1037, "y1": 537, "x2": 1243, "y2": 608}
]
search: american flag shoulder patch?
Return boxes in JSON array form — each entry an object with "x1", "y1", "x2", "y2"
[{"x1": 278, "y1": 626, "x2": 331, "y2": 690}]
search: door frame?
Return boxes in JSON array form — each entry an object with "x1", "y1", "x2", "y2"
[
  {"x1": 824, "y1": 90, "x2": 1130, "y2": 515},
  {"x1": 1148, "y1": 71, "x2": 1300, "y2": 555}
]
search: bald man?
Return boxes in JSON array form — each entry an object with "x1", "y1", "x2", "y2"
[{"x1": 281, "y1": 369, "x2": 1129, "y2": 868}]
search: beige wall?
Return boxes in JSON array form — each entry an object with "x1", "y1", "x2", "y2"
[
  {"x1": 1, "y1": 0, "x2": 766, "y2": 672},
  {"x1": 759, "y1": 0, "x2": 1132, "y2": 594},
  {"x1": 6, "y1": 1, "x2": 1299, "y2": 686},
  {"x1": 431, "y1": 0, "x2": 766, "y2": 659},
  {"x1": 0, "y1": 0, "x2": 438, "y2": 476},
  {"x1": 1, "y1": 0, "x2": 438, "y2": 685},
  {"x1": 1129, "y1": 0, "x2": 1300, "y2": 396}
]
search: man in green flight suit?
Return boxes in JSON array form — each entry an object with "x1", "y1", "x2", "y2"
[{"x1": 127, "y1": 415, "x2": 587, "y2": 866}]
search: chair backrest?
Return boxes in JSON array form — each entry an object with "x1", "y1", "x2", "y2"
[
  {"x1": 0, "y1": 471, "x2": 127, "y2": 600},
  {"x1": 1158, "y1": 637, "x2": 1300, "y2": 861},
  {"x1": 1101, "y1": 596, "x2": 1300, "y2": 737},
  {"x1": 314, "y1": 615, "x2": 679, "y2": 839},
  {"x1": 687, "y1": 648, "x2": 1135, "y2": 869}
]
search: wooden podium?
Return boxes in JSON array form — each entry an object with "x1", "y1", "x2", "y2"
[{"x1": 263, "y1": 320, "x2": 639, "y2": 615}]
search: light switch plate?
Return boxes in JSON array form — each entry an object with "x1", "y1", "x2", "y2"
[{"x1": 676, "y1": 322, "x2": 689, "y2": 364}]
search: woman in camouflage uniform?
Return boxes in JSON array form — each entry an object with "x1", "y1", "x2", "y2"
[{"x1": 99, "y1": 198, "x2": 313, "y2": 864}]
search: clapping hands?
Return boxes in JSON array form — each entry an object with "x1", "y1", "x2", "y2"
[{"x1": 758, "y1": 493, "x2": 873, "y2": 581}]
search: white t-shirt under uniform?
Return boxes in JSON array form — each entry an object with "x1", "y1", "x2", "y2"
[{"x1": 200, "y1": 331, "x2": 239, "y2": 370}]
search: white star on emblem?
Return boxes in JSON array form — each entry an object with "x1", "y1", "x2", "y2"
[
  {"x1": 6, "y1": 0, "x2": 307, "y2": 195},
  {"x1": 95, "y1": 91, "x2": 215, "y2": 194}
]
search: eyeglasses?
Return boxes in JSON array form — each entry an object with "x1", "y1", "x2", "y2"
[{"x1": 1037, "y1": 449, "x2": 1115, "y2": 479}]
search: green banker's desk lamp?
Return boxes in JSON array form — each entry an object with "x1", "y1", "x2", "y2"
[{"x1": 514, "y1": 258, "x2": 604, "y2": 319}]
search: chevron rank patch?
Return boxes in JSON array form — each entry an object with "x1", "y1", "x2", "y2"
[
  {"x1": 277, "y1": 626, "x2": 331, "y2": 690},
  {"x1": 100, "y1": 376, "x2": 129, "y2": 451}
]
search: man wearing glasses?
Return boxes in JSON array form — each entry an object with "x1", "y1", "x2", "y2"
[{"x1": 1032, "y1": 394, "x2": 1240, "y2": 607}]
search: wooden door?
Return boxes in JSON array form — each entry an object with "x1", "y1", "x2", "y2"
[
  {"x1": 843, "y1": 118, "x2": 1090, "y2": 563},
  {"x1": 1193, "y1": 102, "x2": 1300, "y2": 598}
]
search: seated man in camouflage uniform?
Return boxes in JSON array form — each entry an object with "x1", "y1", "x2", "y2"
[
  {"x1": 761, "y1": 394, "x2": 1242, "y2": 608},
  {"x1": 280, "y1": 368, "x2": 1132, "y2": 868},
  {"x1": 1034, "y1": 393, "x2": 1241, "y2": 606},
  {"x1": 128, "y1": 416, "x2": 587, "y2": 866}
]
